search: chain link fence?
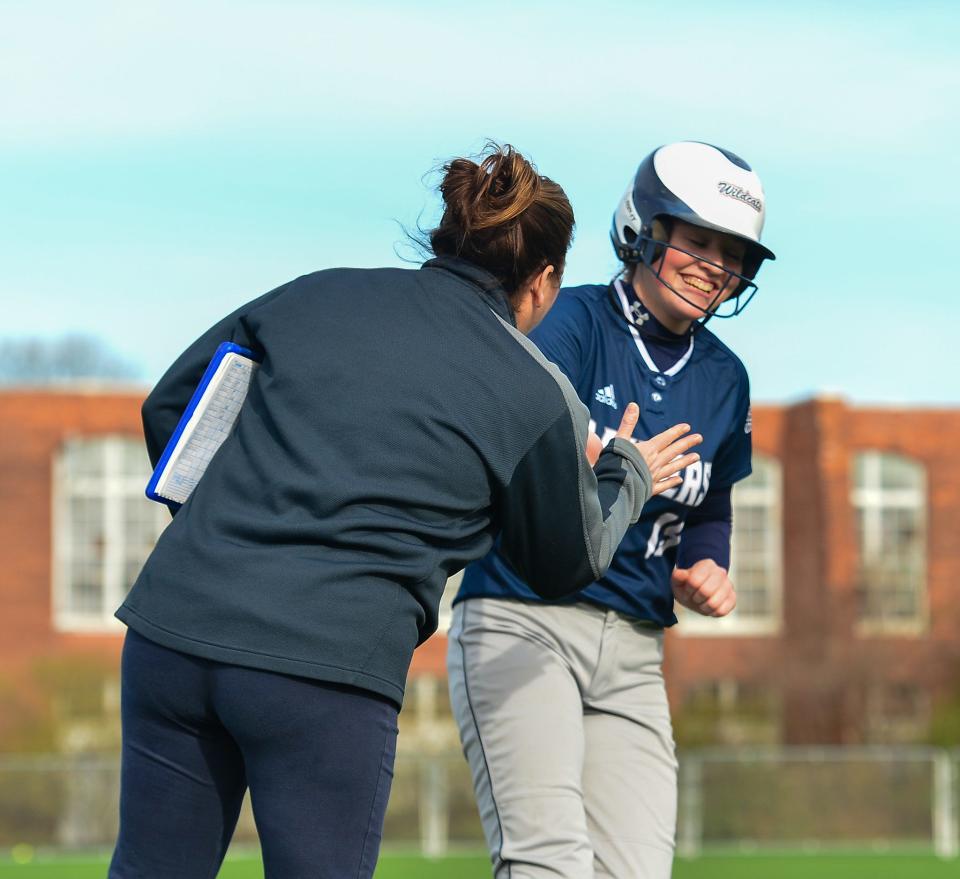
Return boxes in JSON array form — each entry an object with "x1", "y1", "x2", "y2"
[
  {"x1": 0, "y1": 747, "x2": 957, "y2": 857},
  {"x1": 677, "y1": 746, "x2": 959, "y2": 858}
]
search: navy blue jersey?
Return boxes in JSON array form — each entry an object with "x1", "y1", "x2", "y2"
[{"x1": 457, "y1": 279, "x2": 752, "y2": 626}]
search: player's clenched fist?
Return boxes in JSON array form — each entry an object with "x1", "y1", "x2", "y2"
[{"x1": 671, "y1": 558, "x2": 737, "y2": 617}]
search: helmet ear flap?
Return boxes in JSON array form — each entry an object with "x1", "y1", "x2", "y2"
[
  {"x1": 742, "y1": 247, "x2": 762, "y2": 282},
  {"x1": 729, "y1": 245, "x2": 763, "y2": 296},
  {"x1": 643, "y1": 218, "x2": 671, "y2": 265}
]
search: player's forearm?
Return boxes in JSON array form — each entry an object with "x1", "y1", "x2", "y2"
[
  {"x1": 676, "y1": 518, "x2": 731, "y2": 569},
  {"x1": 676, "y1": 484, "x2": 732, "y2": 569}
]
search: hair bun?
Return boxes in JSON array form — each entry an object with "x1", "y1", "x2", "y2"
[
  {"x1": 428, "y1": 141, "x2": 574, "y2": 294},
  {"x1": 440, "y1": 143, "x2": 541, "y2": 234},
  {"x1": 471, "y1": 145, "x2": 541, "y2": 229}
]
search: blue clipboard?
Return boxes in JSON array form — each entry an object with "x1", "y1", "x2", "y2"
[{"x1": 146, "y1": 341, "x2": 261, "y2": 508}]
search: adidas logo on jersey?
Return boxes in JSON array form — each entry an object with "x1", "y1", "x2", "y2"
[{"x1": 595, "y1": 385, "x2": 618, "y2": 409}]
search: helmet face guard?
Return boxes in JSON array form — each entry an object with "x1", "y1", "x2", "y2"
[
  {"x1": 626, "y1": 228, "x2": 759, "y2": 320},
  {"x1": 611, "y1": 142, "x2": 775, "y2": 320}
]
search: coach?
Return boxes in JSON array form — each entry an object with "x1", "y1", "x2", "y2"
[{"x1": 107, "y1": 143, "x2": 699, "y2": 879}]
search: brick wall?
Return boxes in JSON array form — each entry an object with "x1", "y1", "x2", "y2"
[
  {"x1": 0, "y1": 388, "x2": 147, "y2": 748},
  {"x1": 1, "y1": 388, "x2": 146, "y2": 662},
  {"x1": 2, "y1": 390, "x2": 958, "y2": 746},
  {"x1": 663, "y1": 399, "x2": 960, "y2": 744}
]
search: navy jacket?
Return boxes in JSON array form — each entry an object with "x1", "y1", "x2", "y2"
[{"x1": 118, "y1": 257, "x2": 652, "y2": 705}]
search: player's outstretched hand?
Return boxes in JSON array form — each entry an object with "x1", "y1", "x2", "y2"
[
  {"x1": 672, "y1": 558, "x2": 737, "y2": 617},
  {"x1": 627, "y1": 414, "x2": 702, "y2": 497},
  {"x1": 586, "y1": 406, "x2": 701, "y2": 496}
]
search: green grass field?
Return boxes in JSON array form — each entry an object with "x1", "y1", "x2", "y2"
[{"x1": 0, "y1": 852, "x2": 958, "y2": 878}]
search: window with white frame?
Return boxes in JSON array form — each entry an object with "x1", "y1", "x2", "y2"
[
  {"x1": 53, "y1": 436, "x2": 169, "y2": 631},
  {"x1": 852, "y1": 451, "x2": 926, "y2": 632},
  {"x1": 681, "y1": 454, "x2": 782, "y2": 634}
]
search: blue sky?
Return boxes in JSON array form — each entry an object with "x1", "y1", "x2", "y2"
[{"x1": 2, "y1": 0, "x2": 958, "y2": 403}]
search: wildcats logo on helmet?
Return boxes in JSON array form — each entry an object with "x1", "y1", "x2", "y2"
[{"x1": 717, "y1": 181, "x2": 763, "y2": 213}]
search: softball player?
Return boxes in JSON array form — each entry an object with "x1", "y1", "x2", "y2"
[{"x1": 448, "y1": 141, "x2": 776, "y2": 879}]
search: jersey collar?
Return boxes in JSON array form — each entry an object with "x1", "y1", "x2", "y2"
[
  {"x1": 422, "y1": 257, "x2": 516, "y2": 326},
  {"x1": 612, "y1": 279, "x2": 694, "y2": 376}
]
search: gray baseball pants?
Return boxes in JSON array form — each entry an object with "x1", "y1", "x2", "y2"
[{"x1": 448, "y1": 597, "x2": 677, "y2": 879}]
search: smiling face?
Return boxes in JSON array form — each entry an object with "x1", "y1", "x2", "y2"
[{"x1": 632, "y1": 219, "x2": 748, "y2": 333}]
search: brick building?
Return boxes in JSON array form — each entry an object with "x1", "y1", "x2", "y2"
[
  {"x1": 0, "y1": 388, "x2": 162, "y2": 752},
  {"x1": 666, "y1": 400, "x2": 960, "y2": 745},
  {"x1": 1, "y1": 388, "x2": 958, "y2": 750}
]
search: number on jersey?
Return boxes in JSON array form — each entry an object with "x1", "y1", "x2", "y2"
[{"x1": 646, "y1": 512, "x2": 684, "y2": 558}]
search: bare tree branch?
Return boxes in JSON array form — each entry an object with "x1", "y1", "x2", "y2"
[{"x1": 0, "y1": 335, "x2": 142, "y2": 384}]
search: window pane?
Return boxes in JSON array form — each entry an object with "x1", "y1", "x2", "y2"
[
  {"x1": 62, "y1": 440, "x2": 105, "y2": 479},
  {"x1": 122, "y1": 497, "x2": 166, "y2": 591},
  {"x1": 744, "y1": 461, "x2": 771, "y2": 489},
  {"x1": 879, "y1": 455, "x2": 923, "y2": 491},
  {"x1": 882, "y1": 507, "x2": 921, "y2": 551},
  {"x1": 121, "y1": 440, "x2": 153, "y2": 478},
  {"x1": 67, "y1": 497, "x2": 105, "y2": 615},
  {"x1": 724, "y1": 455, "x2": 781, "y2": 628},
  {"x1": 57, "y1": 436, "x2": 161, "y2": 628},
  {"x1": 737, "y1": 581, "x2": 770, "y2": 617},
  {"x1": 852, "y1": 452, "x2": 925, "y2": 628}
]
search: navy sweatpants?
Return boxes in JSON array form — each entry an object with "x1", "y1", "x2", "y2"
[{"x1": 109, "y1": 630, "x2": 399, "y2": 879}]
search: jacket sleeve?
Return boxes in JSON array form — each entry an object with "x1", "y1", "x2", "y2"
[
  {"x1": 141, "y1": 307, "x2": 261, "y2": 469},
  {"x1": 497, "y1": 403, "x2": 653, "y2": 600}
]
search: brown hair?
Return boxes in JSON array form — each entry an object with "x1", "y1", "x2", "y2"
[{"x1": 428, "y1": 142, "x2": 575, "y2": 296}]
